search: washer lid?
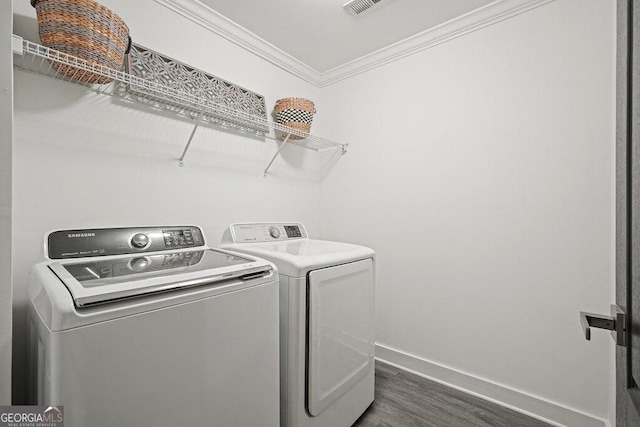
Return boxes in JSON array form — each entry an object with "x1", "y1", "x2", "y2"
[
  {"x1": 222, "y1": 239, "x2": 374, "y2": 277},
  {"x1": 49, "y1": 248, "x2": 272, "y2": 307}
]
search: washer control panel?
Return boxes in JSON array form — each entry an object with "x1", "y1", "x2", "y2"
[
  {"x1": 230, "y1": 223, "x2": 308, "y2": 243},
  {"x1": 162, "y1": 228, "x2": 200, "y2": 248},
  {"x1": 48, "y1": 226, "x2": 205, "y2": 259}
]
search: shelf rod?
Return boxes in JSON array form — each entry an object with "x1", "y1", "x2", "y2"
[
  {"x1": 263, "y1": 133, "x2": 292, "y2": 177},
  {"x1": 178, "y1": 109, "x2": 206, "y2": 167},
  {"x1": 316, "y1": 145, "x2": 347, "y2": 153}
]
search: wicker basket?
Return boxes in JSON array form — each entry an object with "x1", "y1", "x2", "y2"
[
  {"x1": 274, "y1": 97, "x2": 316, "y2": 140},
  {"x1": 31, "y1": 0, "x2": 131, "y2": 84}
]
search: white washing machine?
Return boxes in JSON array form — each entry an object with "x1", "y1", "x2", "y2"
[
  {"x1": 29, "y1": 225, "x2": 280, "y2": 427},
  {"x1": 221, "y1": 222, "x2": 375, "y2": 427}
]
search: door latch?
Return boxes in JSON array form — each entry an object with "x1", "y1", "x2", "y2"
[{"x1": 580, "y1": 305, "x2": 626, "y2": 347}]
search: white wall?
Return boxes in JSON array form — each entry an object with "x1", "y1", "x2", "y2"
[
  {"x1": 1, "y1": 0, "x2": 13, "y2": 406},
  {"x1": 11, "y1": 0, "x2": 329, "y2": 404},
  {"x1": 320, "y1": 0, "x2": 615, "y2": 425}
]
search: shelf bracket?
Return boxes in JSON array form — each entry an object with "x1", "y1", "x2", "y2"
[
  {"x1": 12, "y1": 35, "x2": 24, "y2": 55},
  {"x1": 178, "y1": 109, "x2": 206, "y2": 167},
  {"x1": 263, "y1": 133, "x2": 292, "y2": 177}
]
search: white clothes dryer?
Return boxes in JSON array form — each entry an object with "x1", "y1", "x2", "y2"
[
  {"x1": 29, "y1": 225, "x2": 280, "y2": 427},
  {"x1": 221, "y1": 222, "x2": 375, "y2": 427}
]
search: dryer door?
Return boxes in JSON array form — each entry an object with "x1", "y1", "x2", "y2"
[{"x1": 307, "y1": 258, "x2": 374, "y2": 416}]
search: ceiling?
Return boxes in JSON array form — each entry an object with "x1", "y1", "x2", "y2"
[
  {"x1": 156, "y1": 0, "x2": 554, "y2": 86},
  {"x1": 198, "y1": 0, "x2": 495, "y2": 73}
]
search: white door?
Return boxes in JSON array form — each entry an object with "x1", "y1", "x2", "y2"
[{"x1": 307, "y1": 259, "x2": 374, "y2": 416}]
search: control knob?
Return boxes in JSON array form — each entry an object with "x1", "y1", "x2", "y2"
[
  {"x1": 269, "y1": 226, "x2": 280, "y2": 239},
  {"x1": 131, "y1": 233, "x2": 150, "y2": 249}
]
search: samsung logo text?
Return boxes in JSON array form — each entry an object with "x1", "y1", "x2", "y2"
[{"x1": 68, "y1": 233, "x2": 95, "y2": 238}]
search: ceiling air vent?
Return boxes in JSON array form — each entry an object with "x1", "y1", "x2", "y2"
[{"x1": 343, "y1": 0, "x2": 383, "y2": 16}]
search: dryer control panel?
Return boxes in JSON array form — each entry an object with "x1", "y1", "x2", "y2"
[
  {"x1": 228, "y1": 223, "x2": 308, "y2": 243},
  {"x1": 47, "y1": 226, "x2": 205, "y2": 259}
]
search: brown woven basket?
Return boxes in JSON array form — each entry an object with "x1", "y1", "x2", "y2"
[
  {"x1": 31, "y1": 0, "x2": 131, "y2": 84},
  {"x1": 274, "y1": 97, "x2": 316, "y2": 140}
]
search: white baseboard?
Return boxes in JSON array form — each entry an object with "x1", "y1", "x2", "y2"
[{"x1": 375, "y1": 344, "x2": 609, "y2": 427}]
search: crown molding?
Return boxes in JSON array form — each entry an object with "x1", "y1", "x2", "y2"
[
  {"x1": 153, "y1": 0, "x2": 324, "y2": 85},
  {"x1": 154, "y1": 0, "x2": 556, "y2": 88},
  {"x1": 320, "y1": 0, "x2": 557, "y2": 86}
]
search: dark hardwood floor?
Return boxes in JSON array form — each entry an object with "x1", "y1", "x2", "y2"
[{"x1": 353, "y1": 362, "x2": 551, "y2": 427}]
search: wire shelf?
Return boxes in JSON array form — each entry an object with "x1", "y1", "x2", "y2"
[{"x1": 12, "y1": 35, "x2": 347, "y2": 175}]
